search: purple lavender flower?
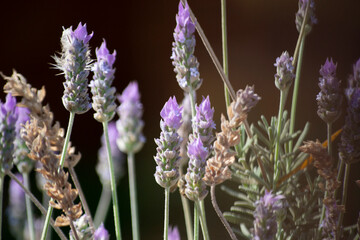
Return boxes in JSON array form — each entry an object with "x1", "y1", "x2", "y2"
[
  {"x1": 295, "y1": 0, "x2": 317, "y2": 34},
  {"x1": 236, "y1": 85, "x2": 261, "y2": 114},
  {"x1": 94, "y1": 223, "x2": 110, "y2": 240},
  {"x1": 7, "y1": 174, "x2": 26, "y2": 238},
  {"x1": 171, "y1": 1, "x2": 202, "y2": 92},
  {"x1": 13, "y1": 107, "x2": 33, "y2": 173},
  {"x1": 274, "y1": 51, "x2": 295, "y2": 91},
  {"x1": 97, "y1": 121, "x2": 124, "y2": 186},
  {"x1": 320, "y1": 201, "x2": 342, "y2": 240},
  {"x1": 154, "y1": 96, "x2": 183, "y2": 189},
  {"x1": 316, "y1": 58, "x2": 343, "y2": 124},
  {"x1": 90, "y1": 40, "x2": 117, "y2": 122},
  {"x1": 252, "y1": 191, "x2": 287, "y2": 240},
  {"x1": 185, "y1": 137, "x2": 208, "y2": 201},
  {"x1": 339, "y1": 88, "x2": 360, "y2": 164},
  {"x1": 0, "y1": 93, "x2": 18, "y2": 172},
  {"x1": 168, "y1": 226, "x2": 181, "y2": 240},
  {"x1": 54, "y1": 22, "x2": 93, "y2": 114},
  {"x1": 116, "y1": 81, "x2": 145, "y2": 154},
  {"x1": 345, "y1": 58, "x2": 360, "y2": 100}
]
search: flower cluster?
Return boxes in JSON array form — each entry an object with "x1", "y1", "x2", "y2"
[
  {"x1": 116, "y1": 81, "x2": 145, "y2": 154},
  {"x1": 235, "y1": 85, "x2": 261, "y2": 114},
  {"x1": 69, "y1": 214, "x2": 94, "y2": 240},
  {"x1": 154, "y1": 97, "x2": 183, "y2": 189},
  {"x1": 316, "y1": 58, "x2": 343, "y2": 124},
  {"x1": 295, "y1": 0, "x2": 317, "y2": 34},
  {"x1": 54, "y1": 23, "x2": 93, "y2": 114},
  {"x1": 252, "y1": 191, "x2": 286, "y2": 240},
  {"x1": 274, "y1": 51, "x2": 295, "y2": 91},
  {"x1": 90, "y1": 40, "x2": 117, "y2": 122},
  {"x1": 171, "y1": 1, "x2": 202, "y2": 92}
]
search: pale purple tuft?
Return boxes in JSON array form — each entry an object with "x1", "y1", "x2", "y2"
[
  {"x1": 72, "y1": 22, "x2": 94, "y2": 44},
  {"x1": 274, "y1": 51, "x2": 295, "y2": 91},
  {"x1": 236, "y1": 85, "x2": 261, "y2": 114},
  {"x1": 316, "y1": 58, "x2": 343, "y2": 124},
  {"x1": 94, "y1": 223, "x2": 110, "y2": 240},
  {"x1": 0, "y1": 93, "x2": 18, "y2": 172},
  {"x1": 345, "y1": 58, "x2": 360, "y2": 101},
  {"x1": 116, "y1": 81, "x2": 145, "y2": 154},
  {"x1": 168, "y1": 226, "x2": 181, "y2": 240},
  {"x1": 160, "y1": 96, "x2": 183, "y2": 130},
  {"x1": 90, "y1": 39, "x2": 117, "y2": 122}
]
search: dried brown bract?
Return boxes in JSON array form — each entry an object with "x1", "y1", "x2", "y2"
[{"x1": 21, "y1": 117, "x2": 82, "y2": 226}]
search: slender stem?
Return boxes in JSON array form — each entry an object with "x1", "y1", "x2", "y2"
[
  {"x1": 69, "y1": 220, "x2": 80, "y2": 240},
  {"x1": 128, "y1": 152, "x2": 140, "y2": 240},
  {"x1": 199, "y1": 200, "x2": 210, "y2": 240},
  {"x1": 274, "y1": 89, "x2": 289, "y2": 185},
  {"x1": 181, "y1": 0, "x2": 236, "y2": 101},
  {"x1": 327, "y1": 123, "x2": 332, "y2": 157},
  {"x1": 41, "y1": 111, "x2": 75, "y2": 240},
  {"x1": 164, "y1": 187, "x2": 170, "y2": 240},
  {"x1": 194, "y1": 202, "x2": 199, "y2": 240},
  {"x1": 210, "y1": 185, "x2": 237, "y2": 240},
  {"x1": 6, "y1": 171, "x2": 68, "y2": 240},
  {"x1": 69, "y1": 166, "x2": 95, "y2": 231},
  {"x1": 179, "y1": 168, "x2": 193, "y2": 240},
  {"x1": 0, "y1": 173, "x2": 4, "y2": 240},
  {"x1": 221, "y1": 0, "x2": 231, "y2": 111},
  {"x1": 289, "y1": 37, "x2": 306, "y2": 152},
  {"x1": 94, "y1": 186, "x2": 112, "y2": 227},
  {"x1": 335, "y1": 159, "x2": 344, "y2": 198},
  {"x1": 103, "y1": 121, "x2": 122, "y2": 240},
  {"x1": 338, "y1": 163, "x2": 351, "y2": 236},
  {"x1": 189, "y1": 89, "x2": 196, "y2": 117},
  {"x1": 24, "y1": 172, "x2": 36, "y2": 240}
]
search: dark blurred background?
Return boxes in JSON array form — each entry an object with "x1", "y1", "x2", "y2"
[{"x1": 0, "y1": 0, "x2": 360, "y2": 239}]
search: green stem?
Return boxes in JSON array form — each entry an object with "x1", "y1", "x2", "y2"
[
  {"x1": 210, "y1": 185, "x2": 238, "y2": 240},
  {"x1": 94, "y1": 186, "x2": 112, "y2": 227},
  {"x1": 41, "y1": 111, "x2": 75, "y2": 240},
  {"x1": 128, "y1": 152, "x2": 140, "y2": 240},
  {"x1": 221, "y1": 0, "x2": 231, "y2": 111},
  {"x1": 179, "y1": 168, "x2": 193, "y2": 240},
  {"x1": 69, "y1": 166, "x2": 95, "y2": 231},
  {"x1": 338, "y1": 163, "x2": 351, "y2": 236},
  {"x1": 103, "y1": 121, "x2": 122, "y2": 240},
  {"x1": 164, "y1": 187, "x2": 170, "y2": 240},
  {"x1": 0, "y1": 173, "x2": 4, "y2": 240},
  {"x1": 189, "y1": 89, "x2": 196, "y2": 117},
  {"x1": 289, "y1": 37, "x2": 306, "y2": 152},
  {"x1": 194, "y1": 202, "x2": 199, "y2": 240},
  {"x1": 199, "y1": 200, "x2": 210, "y2": 240},
  {"x1": 24, "y1": 172, "x2": 36, "y2": 240},
  {"x1": 274, "y1": 89, "x2": 289, "y2": 185}
]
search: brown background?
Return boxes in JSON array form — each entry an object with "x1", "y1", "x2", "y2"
[{"x1": 0, "y1": 0, "x2": 360, "y2": 239}]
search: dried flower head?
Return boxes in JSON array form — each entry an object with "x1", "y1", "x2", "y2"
[
  {"x1": 116, "y1": 81, "x2": 145, "y2": 154},
  {"x1": 0, "y1": 93, "x2": 19, "y2": 173},
  {"x1": 252, "y1": 191, "x2": 286, "y2": 240},
  {"x1": 295, "y1": 0, "x2": 317, "y2": 34},
  {"x1": 94, "y1": 223, "x2": 110, "y2": 240},
  {"x1": 90, "y1": 40, "x2": 117, "y2": 122},
  {"x1": 274, "y1": 51, "x2": 295, "y2": 91},
  {"x1": 316, "y1": 58, "x2": 343, "y2": 124},
  {"x1": 171, "y1": 1, "x2": 202, "y2": 92},
  {"x1": 235, "y1": 85, "x2": 261, "y2": 114},
  {"x1": 154, "y1": 96, "x2": 183, "y2": 189},
  {"x1": 54, "y1": 22, "x2": 93, "y2": 114}
]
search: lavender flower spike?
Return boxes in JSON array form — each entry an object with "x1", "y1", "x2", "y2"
[
  {"x1": 0, "y1": 93, "x2": 19, "y2": 173},
  {"x1": 97, "y1": 121, "x2": 124, "y2": 186},
  {"x1": 193, "y1": 96, "x2": 215, "y2": 150},
  {"x1": 274, "y1": 51, "x2": 295, "y2": 91},
  {"x1": 90, "y1": 40, "x2": 117, "y2": 122},
  {"x1": 54, "y1": 22, "x2": 93, "y2": 114},
  {"x1": 168, "y1": 226, "x2": 181, "y2": 240},
  {"x1": 185, "y1": 137, "x2": 208, "y2": 201},
  {"x1": 316, "y1": 58, "x2": 343, "y2": 124},
  {"x1": 116, "y1": 81, "x2": 145, "y2": 154},
  {"x1": 295, "y1": 0, "x2": 317, "y2": 34},
  {"x1": 236, "y1": 85, "x2": 261, "y2": 114},
  {"x1": 154, "y1": 96, "x2": 183, "y2": 188},
  {"x1": 171, "y1": 1, "x2": 202, "y2": 92},
  {"x1": 345, "y1": 58, "x2": 360, "y2": 101},
  {"x1": 252, "y1": 191, "x2": 287, "y2": 240},
  {"x1": 94, "y1": 223, "x2": 110, "y2": 240}
]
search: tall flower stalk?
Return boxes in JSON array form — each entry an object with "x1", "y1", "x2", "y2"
[
  {"x1": 41, "y1": 22, "x2": 94, "y2": 240},
  {"x1": 90, "y1": 39, "x2": 122, "y2": 239},
  {"x1": 116, "y1": 81, "x2": 145, "y2": 240},
  {"x1": 154, "y1": 96, "x2": 183, "y2": 240}
]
